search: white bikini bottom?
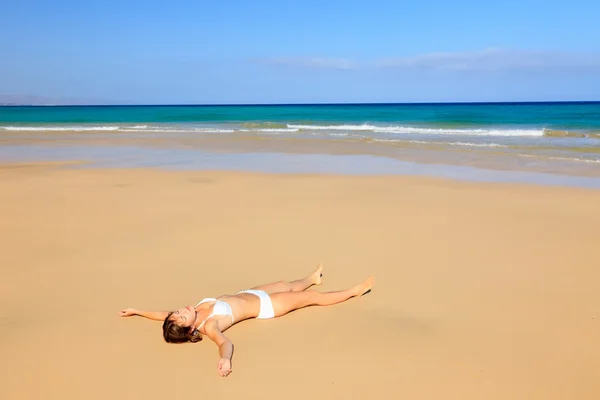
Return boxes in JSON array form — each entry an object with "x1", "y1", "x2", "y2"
[{"x1": 238, "y1": 289, "x2": 275, "y2": 319}]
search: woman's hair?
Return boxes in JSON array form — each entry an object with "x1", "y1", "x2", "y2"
[{"x1": 162, "y1": 312, "x2": 203, "y2": 343}]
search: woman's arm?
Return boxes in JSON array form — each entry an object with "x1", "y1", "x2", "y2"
[
  {"x1": 119, "y1": 308, "x2": 169, "y2": 321},
  {"x1": 204, "y1": 321, "x2": 234, "y2": 377}
]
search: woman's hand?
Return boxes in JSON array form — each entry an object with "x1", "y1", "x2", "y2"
[
  {"x1": 118, "y1": 309, "x2": 168, "y2": 321},
  {"x1": 119, "y1": 308, "x2": 137, "y2": 317},
  {"x1": 217, "y1": 358, "x2": 232, "y2": 377}
]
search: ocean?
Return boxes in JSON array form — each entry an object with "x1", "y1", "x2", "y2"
[{"x1": 1, "y1": 102, "x2": 599, "y2": 180}]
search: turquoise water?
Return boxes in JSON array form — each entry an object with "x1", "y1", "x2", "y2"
[
  {"x1": 1, "y1": 103, "x2": 599, "y2": 179},
  {"x1": 1, "y1": 102, "x2": 600, "y2": 133}
]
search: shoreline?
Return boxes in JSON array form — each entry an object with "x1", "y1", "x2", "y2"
[
  {"x1": 2, "y1": 126, "x2": 600, "y2": 181},
  {"x1": 1, "y1": 142, "x2": 600, "y2": 190},
  {"x1": 2, "y1": 160, "x2": 600, "y2": 192}
]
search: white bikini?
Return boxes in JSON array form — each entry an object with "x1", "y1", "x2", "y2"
[
  {"x1": 195, "y1": 289, "x2": 275, "y2": 329},
  {"x1": 195, "y1": 298, "x2": 234, "y2": 329},
  {"x1": 238, "y1": 289, "x2": 275, "y2": 319}
]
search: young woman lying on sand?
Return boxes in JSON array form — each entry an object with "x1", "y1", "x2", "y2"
[{"x1": 119, "y1": 263, "x2": 374, "y2": 377}]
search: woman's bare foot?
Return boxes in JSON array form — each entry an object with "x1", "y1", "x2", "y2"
[
  {"x1": 354, "y1": 276, "x2": 375, "y2": 296},
  {"x1": 311, "y1": 263, "x2": 323, "y2": 286}
]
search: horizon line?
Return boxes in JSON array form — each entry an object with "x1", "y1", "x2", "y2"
[{"x1": 2, "y1": 100, "x2": 600, "y2": 107}]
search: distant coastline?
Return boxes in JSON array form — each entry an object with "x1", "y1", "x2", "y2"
[{"x1": 0, "y1": 94, "x2": 114, "y2": 107}]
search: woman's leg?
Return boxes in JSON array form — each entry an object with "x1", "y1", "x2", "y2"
[
  {"x1": 269, "y1": 276, "x2": 375, "y2": 317},
  {"x1": 250, "y1": 263, "x2": 323, "y2": 294}
]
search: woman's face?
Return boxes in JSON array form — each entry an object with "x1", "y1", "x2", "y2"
[{"x1": 171, "y1": 305, "x2": 197, "y2": 328}]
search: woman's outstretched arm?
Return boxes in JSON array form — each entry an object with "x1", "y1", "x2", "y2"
[
  {"x1": 204, "y1": 321, "x2": 234, "y2": 377},
  {"x1": 119, "y1": 308, "x2": 169, "y2": 321}
]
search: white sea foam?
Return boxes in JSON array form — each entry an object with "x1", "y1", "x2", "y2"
[
  {"x1": 1, "y1": 123, "x2": 544, "y2": 138},
  {"x1": 373, "y1": 138, "x2": 509, "y2": 148},
  {"x1": 1, "y1": 125, "x2": 239, "y2": 133},
  {"x1": 517, "y1": 154, "x2": 600, "y2": 164},
  {"x1": 122, "y1": 127, "x2": 235, "y2": 133},
  {"x1": 192, "y1": 128, "x2": 235, "y2": 133},
  {"x1": 239, "y1": 128, "x2": 300, "y2": 133},
  {"x1": 327, "y1": 132, "x2": 352, "y2": 136},
  {"x1": 447, "y1": 141, "x2": 509, "y2": 148},
  {"x1": 288, "y1": 124, "x2": 375, "y2": 131},
  {"x1": 287, "y1": 124, "x2": 543, "y2": 137},
  {"x1": 2, "y1": 126, "x2": 121, "y2": 131}
]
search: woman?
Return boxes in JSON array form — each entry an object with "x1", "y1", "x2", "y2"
[{"x1": 119, "y1": 263, "x2": 374, "y2": 377}]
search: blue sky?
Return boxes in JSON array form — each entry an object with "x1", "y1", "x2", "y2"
[{"x1": 1, "y1": 0, "x2": 600, "y2": 104}]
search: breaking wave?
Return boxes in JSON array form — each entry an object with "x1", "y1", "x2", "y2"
[
  {"x1": 287, "y1": 124, "x2": 544, "y2": 137},
  {"x1": 2, "y1": 123, "x2": 598, "y2": 139}
]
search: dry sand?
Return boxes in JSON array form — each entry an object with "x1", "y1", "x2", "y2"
[{"x1": 1, "y1": 164, "x2": 599, "y2": 399}]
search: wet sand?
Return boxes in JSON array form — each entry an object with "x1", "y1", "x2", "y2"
[
  {"x1": 1, "y1": 165, "x2": 599, "y2": 399},
  {"x1": 2, "y1": 129, "x2": 600, "y2": 177}
]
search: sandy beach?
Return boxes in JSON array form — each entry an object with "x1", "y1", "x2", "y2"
[{"x1": 1, "y1": 163, "x2": 599, "y2": 399}]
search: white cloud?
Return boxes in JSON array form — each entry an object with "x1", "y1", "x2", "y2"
[
  {"x1": 375, "y1": 48, "x2": 600, "y2": 71},
  {"x1": 260, "y1": 49, "x2": 600, "y2": 72}
]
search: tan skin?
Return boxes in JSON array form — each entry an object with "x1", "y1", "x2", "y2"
[{"x1": 119, "y1": 263, "x2": 375, "y2": 377}]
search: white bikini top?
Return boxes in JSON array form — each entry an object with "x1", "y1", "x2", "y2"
[{"x1": 195, "y1": 298, "x2": 234, "y2": 329}]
